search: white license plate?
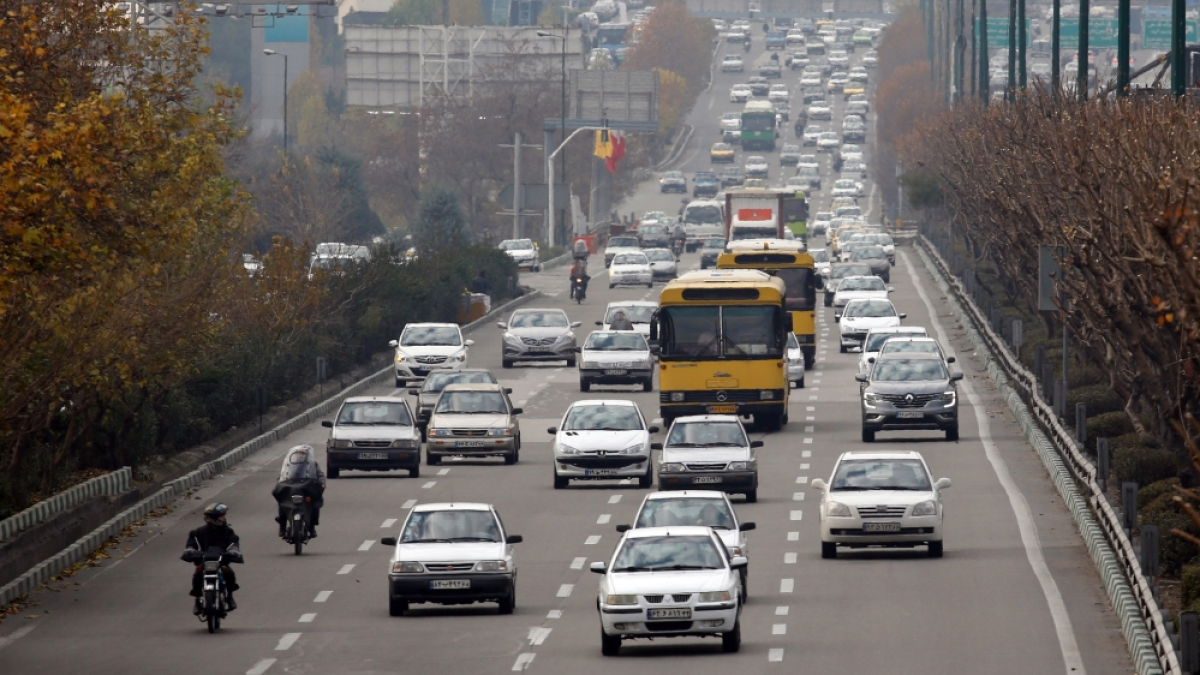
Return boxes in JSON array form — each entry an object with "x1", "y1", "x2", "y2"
[
  {"x1": 527, "y1": 346, "x2": 552, "y2": 353},
  {"x1": 648, "y1": 608, "x2": 692, "y2": 619},
  {"x1": 430, "y1": 579, "x2": 471, "y2": 589},
  {"x1": 896, "y1": 411, "x2": 925, "y2": 419},
  {"x1": 693, "y1": 476, "x2": 723, "y2": 484},
  {"x1": 357, "y1": 453, "x2": 388, "y2": 460},
  {"x1": 585, "y1": 469, "x2": 618, "y2": 476},
  {"x1": 456, "y1": 440, "x2": 487, "y2": 447},
  {"x1": 863, "y1": 522, "x2": 902, "y2": 533},
  {"x1": 604, "y1": 369, "x2": 628, "y2": 375}
]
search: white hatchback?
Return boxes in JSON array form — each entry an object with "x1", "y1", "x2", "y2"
[
  {"x1": 608, "y1": 252, "x2": 653, "y2": 288},
  {"x1": 839, "y1": 298, "x2": 905, "y2": 353},
  {"x1": 550, "y1": 400, "x2": 657, "y2": 488},
  {"x1": 389, "y1": 323, "x2": 473, "y2": 387}
]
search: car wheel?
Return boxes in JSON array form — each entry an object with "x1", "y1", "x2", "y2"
[
  {"x1": 410, "y1": 464, "x2": 420, "y2": 479},
  {"x1": 504, "y1": 447, "x2": 518, "y2": 465},
  {"x1": 638, "y1": 469, "x2": 653, "y2": 489},
  {"x1": 502, "y1": 359, "x2": 514, "y2": 369},
  {"x1": 861, "y1": 427, "x2": 875, "y2": 442},
  {"x1": 554, "y1": 473, "x2": 568, "y2": 490},
  {"x1": 580, "y1": 380, "x2": 591, "y2": 392},
  {"x1": 395, "y1": 377, "x2": 405, "y2": 388},
  {"x1": 946, "y1": 426, "x2": 959, "y2": 441},
  {"x1": 389, "y1": 597, "x2": 408, "y2": 616},
  {"x1": 642, "y1": 379, "x2": 653, "y2": 392},
  {"x1": 426, "y1": 450, "x2": 441, "y2": 466},
  {"x1": 646, "y1": 282, "x2": 653, "y2": 288},
  {"x1": 745, "y1": 489, "x2": 758, "y2": 503},
  {"x1": 739, "y1": 570, "x2": 749, "y2": 602},
  {"x1": 839, "y1": 344, "x2": 847, "y2": 353},
  {"x1": 928, "y1": 540, "x2": 944, "y2": 558},
  {"x1": 821, "y1": 541, "x2": 837, "y2": 559},
  {"x1": 721, "y1": 618, "x2": 742, "y2": 653},
  {"x1": 566, "y1": 357, "x2": 576, "y2": 368},
  {"x1": 601, "y1": 629, "x2": 622, "y2": 656},
  {"x1": 797, "y1": 377, "x2": 805, "y2": 389},
  {"x1": 327, "y1": 466, "x2": 340, "y2": 479},
  {"x1": 498, "y1": 586, "x2": 516, "y2": 614},
  {"x1": 609, "y1": 283, "x2": 615, "y2": 289},
  {"x1": 824, "y1": 294, "x2": 832, "y2": 307}
]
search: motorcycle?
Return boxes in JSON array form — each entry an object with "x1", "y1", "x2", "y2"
[
  {"x1": 275, "y1": 483, "x2": 317, "y2": 555},
  {"x1": 186, "y1": 545, "x2": 243, "y2": 633},
  {"x1": 571, "y1": 276, "x2": 588, "y2": 303},
  {"x1": 743, "y1": 39, "x2": 751, "y2": 53},
  {"x1": 671, "y1": 237, "x2": 685, "y2": 257}
]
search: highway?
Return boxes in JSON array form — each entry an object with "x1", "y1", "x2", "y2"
[{"x1": 0, "y1": 24, "x2": 1133, "y2": 675}]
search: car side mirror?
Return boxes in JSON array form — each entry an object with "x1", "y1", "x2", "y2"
[
  {"x1": 899, "y1": 313, "x2": 907, "y2": 319},
  {"x1": 497, "y1": 322, "x2": 507, "y2": 329},
  {"x1": 407, "y1": 388, "x2": 419, "y2": 395},
  {"x1": 504, "y1": 387, "x2": 513, "y2": 394},
  {"x1": 381, "y1": 537, "x2": 397, "y2": 546},
  {"x1": 946, "y1": 357, "x2": 956, "y2": 364},
  {"x1": 739, "y1": 522, "x2": 757, "y2": 532},
  {"x1": 616, "y1": 524, "x2": 631, "y2": 533},
  {"x1": 648, "y1": 425, "x2": 660, "y2": 434},
  {"x1": 811, "y1": 477, "x2": 828, "y2": 490},
  {"x1": 506, "y1": 535, "x2": 523, "y2": 544},
  {"x1": 867, "y1": 357, "x2": 875, "y2": 364},
  {"x1": 388, "y1": 339, "x2": 398, "y2": 348},
  {"x1": 935, "y1": 477, "x2": 952, "y2": 490},
  {"x1": 950, "y1": 372, "x2": 964, "y2": 382},
  {"x1": 854, "y1": 373, "x2": 867, "y2": 382},
  {"x1": 511, "y1": 408, "x2": 523, "y2": 415},
  {"x1": 834, "y1": 313, "x2": 841, "y2": 321},
  {"x1": 590, "y1": 561, "x2": 608, "y2": 574},
  {"x1": 595, "y1": 321, "x2": 604, "y2": 326},
  {"x1": 547, "y1": 426, "x2": 558, "y2": 434},
  {"x1": 649, "y1": 344, "x2": 661, "y2": 355},
  {"x1": 570, "y1": 321, "x2": 582, "y2": 328},
  {"x1": 572, "y1": 347, "x2": 581, "y2": 353},
  {"x1": 651, "y1": 442, "x2": 663, "y2": 450},
  {"x1": 321, "y1": 420, "x2": 333, "y2": 428},
  {"x1": 750, "y1": 440, "x2": 764, "y2": 448},
  {"x1": 464, "y1": 339, "x2": 475, "y2": 347},
  {"x1": 887, "y1": 287, "x2": 894, "y2": 292},
  {"x1": 730, "y1": 556, "x2": 749, "y2": 568}
]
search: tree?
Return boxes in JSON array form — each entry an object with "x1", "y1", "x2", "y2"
[
  {"x1": 289, "y1": 70, "x2": 333, "y2": 151},
  {"x1": 655, "y1": 69, "x2": 689, "y2": 135},
  {"x1": 413, "y1": 188, "x2": 468, "y2": 255},
  {"x1": 621, "y1": 1, "x2": 714, "y2": 94}
]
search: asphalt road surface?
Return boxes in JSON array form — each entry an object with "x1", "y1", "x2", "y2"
[{"x1": 0, "y1": 28, "x2": 1133, "y2": 675}]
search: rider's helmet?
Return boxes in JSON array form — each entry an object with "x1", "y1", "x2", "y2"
[{"x1": 203, "y1": 503, "x2": 229, "y2": 527}]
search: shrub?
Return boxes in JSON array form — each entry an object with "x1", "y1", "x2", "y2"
[
  {"x1": 1139, "y1": 478, "x2": 1181, "y2": 512},
  {"x1": 1112, "y1": 434, "x2": 1178, "y2": 488},
  {"x1": 1085, "y1": 411, "x2": 1136, "y2": 451},
  {"x1": 1183, "y1": 565, "x2": 1200, "y2": 607},
  {"x1": 1068, "y1": 384, "x2": 1125, "y2": 417},
  {"x1": 1140, "y1": 493, "x2": 1198, "y2": 576}
]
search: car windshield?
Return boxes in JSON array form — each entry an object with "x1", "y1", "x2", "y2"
[
  {"x1": 610, "y1": 237, "x2": 640, "y2": 248},
  {"x1": 811, "y1": 250, "x2": 829, "y2": 262},
  {"x1": 703, "y1": 239, "x2": 727, "y2": 249},
  {"x1": 645, "y1": 249, "x2": 674, "y2": 262},
  {"x1": 422, "y1": 371, "x2": 496, "y2": 393},
  {"x1": 636, "y1": 498, "x2": 736, "y2": 529},
  {"x1": 684, "y1": 204, "x2": 723, "y2": 224},
  {"x1": 401, "y1": 326, "x2": 462, "y2": 347},
  {"x1": 872, "y1": 359, "x2": 948, "y2": 382},
  {"x1": 400, "y1": 509, "x2": 501, "y2": 543},
  {"x1": 562, "y1": 405, "x2": 644, "y2": 431},
  {"x1": 852, "y1": 248, "x2": 886, "y2": 260},
  {"x1": 804, "y1": 125, "x2": 822, "y2": 133},
  {"x1": 667, "y1": 421, "x2": 747, "y2": 447},
  {"x1": 605, "y1": 304, "x2": 655, "y2": 323},
  {"x1": 864, "y1": 332, "x2": 903, "y2": 351},
  {"x1": 844, "y1": 300, "x2": 896, "y2": 318},
  {"x1": 798, "y1": 166, "x2": 820, "y2": 176},
  {"x1": 788, "y1": 332, "x2": 799, "y2": 349},
  {"x1": 585, "y1": 333, "x2": 648, "y2": 350},
  {"x1": 435, "y1": 391, "x2": 508, "y2": 414},
  {"x1": 337, "y1": 401, "x2": 412, "y2": 426},
  {"x1": 714, "y1": 143, "x2": 732, "y2": 150},
  {"x1": 836, "y1": 180, "x2": 856, "y2": 188},
  {"x1": 830, "y1": 458, "x2": 932, "y2": 491},
  {"x1": 830, "y1": 264, "x2": 871, "y2": 280},
  {"x1": 614, "y1": 254, "x2": 648, "y2": 265},
  {"x1": 882, "y1": 340, "x2": 942, "y2": 355},
  {"x1": 747, "y1": 156, "x2": 766, "y2": 164},
  {"x1": 838, "y1": 277, "x2": 885, "y2": 291},
  {"x1": 642, "y1": 226, "x2": 667, "y2": 235},
  {"x1": 500, "y1": 239, "x2": 533, "y2": 251},
  {"x1": 776, "y1": 268, "x2": 816, "y2": 311},
  {"x1": 510, "y1": 311, "x2": 568, "y2": 328},
  {"x1": 611, "y1": 535, "x2": 726, "y2": 572}
]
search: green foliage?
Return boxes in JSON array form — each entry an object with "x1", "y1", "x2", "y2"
[
  {"x1": 1139, "y1": 478, "x2": 1181, "y2": 513},
  {"x1": 413, "y1": 188, "x2": 469, "y2": 256},
  {"x1": 1112, "y1": 434, "x2": 1178, "y2": 487},
  {"x1": 898, "y1": 170, "x2": 944, "y2": 209},
  {"x1": 1085, "y1": 411, "x2": 1135, "y2": 451},
  {"x1": 1183, "y1": 566, "x2": 1200, "y2": 607},
  {"x1": 1140, "y1": 493, "x2": 1197, "y2": 575},
  {"x1": 1069, "y1": 384, "x2": 1125, "y2": 418}
]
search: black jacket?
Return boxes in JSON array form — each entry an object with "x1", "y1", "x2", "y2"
[{"x1": 184, "y1": 524, "x2": 240, "y2": 556}]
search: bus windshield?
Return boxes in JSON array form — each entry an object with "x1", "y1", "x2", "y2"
[
  {"x1": 776, "y1": 268, "x2": 816, "y2": 311},
  {"x1": 658, "y1": 305, "x2": 783, "y2": 358},
  {"x1": 741, "y1": 113, "x2": 776, "y2": 132}
]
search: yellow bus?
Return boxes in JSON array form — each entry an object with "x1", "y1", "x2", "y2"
[
  {"x1": 652, "y1": 270, "x2": 792, "y2": 430},
  {"x1": 716, "y1": 242, "x2": 817, "y2": 370}
]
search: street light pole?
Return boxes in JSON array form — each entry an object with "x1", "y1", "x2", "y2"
[
  {"x1": 548, "y1": 126, "x2": 606, "y2": 252},
  {"x1": 538, "y1": 29, "x2": 570, "y2": 246},
  {"x1": 263, "y1": 49, "x2": 288, "y2": 151}
]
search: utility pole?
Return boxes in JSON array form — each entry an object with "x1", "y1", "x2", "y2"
[
  {"x1": 1052, "y1": 0, "x2": 1061, "y2": 89},
  {"x1": 980, "y1": 0, "x2": 990, "y2": 103},
  {"x1": 1018, "y1": 0, "x2": 1026, "y2": 89},
  {"x1": 1117, "y1": 0, "x2": 1130, "y2": 94},
  {"x1": 956, "y1": 0, "x2": 965, "y2": 101},
  {"x1": 971, "y1": 0, "x2": 977, "y2": 97},
  {"x1": 1078, "y1": 0, "x2": 1090, "y2": 99},
  {"x1": 1172, "y1": 0, "x2": 1186, "y2": 96},
  {"x1": 1007, "y1": 0, "x2": 1016, "y2": 100},
  {"x1": 500, "y1": 133, "x2": 543, "y2": 240}
]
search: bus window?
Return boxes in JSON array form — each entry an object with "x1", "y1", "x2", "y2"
[
  {"x1": 776, "y1": 268, "x2": 816, "y2": 311},
  {"x1": 659, "y1": 306, "x2": 782, "y2": 358},
  {"x1": 659, "y1": 306, "x2": 721, "y2": 357},
  {"x1": 723, "y1": 306, "x2": 782, "y2": 356}
]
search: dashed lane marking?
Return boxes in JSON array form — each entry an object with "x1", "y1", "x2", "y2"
[
  {"x1": 805, "y1": 416, "x2": 815, "y2": 421},
  {"x1": 780, "y1": 579, "x2": 794, "y2": 593},
  {"x1": 585, "y1": 535, "x2": 602, "y2": 545},
  {"x1": 275, "y1": 633, "x2": 302, "y2": 651},
  {"x1": 557, "y1": 584, "x2": 575, "y2": 598},
  {"x1": 787, "y1": 532, "x2": 799, "y2": 541},
  {"x1": 800, "y1": 463, "x2": 810, "y2": 470},
  {"x1": 529, "y1": 627, "x2": 553, "y2": 645},
  {"x1": 784, "y1": 552, "x2": 797, "y2": 564},
  {"x1": 314, "y1": 591, "x2": 332, "y2": 603},
  {"x1": 795, "y1": 476, "x2": 808, "y2": 484},
  {"x1": 246, "y1": 658, "x2": 276, "y2": 675},
  {"x1": 802, "y1": 451, "x2": 811, "y2": 458},
  {"x1": 608, "y1": 495, "x2": 622, "y2": 504},
  {"x1": 437, "y1": 468, "x2": 450, "y2": 476},
  {"x1": 773, "y1": 624, "x2": 787, "y2": 635},
  {"x1": 337, "y1": 564, "x2": 355, "y2": 575},
  {"x1": 769, "y1": 648, "x2": 785, "y2": 662},
  {"x1": 512, "y1": 653, "x2": 536, "y2": 671},
  {"x1": 358, "y1": 540, "x2": 375, "y2": 551},
  {"x1": 804, "y1": 426, "x2": 814, "y2": 432},
  {"x1": 775, "y1": 606, "x2": 789, "y2": 616},
  {"x1": 381, "y1": 519, "x2": 397, "y2": 528},
  {"x1": 422, "y1": 481, "x2": 436, "y2": 489},
  {"x1": 790, "y1": 510, "x2": 803, "y2": 521},
  {"x1": 792, "y1": 492, "x2": 804, "y2": 501},
  {"x1": 547, "y1": 610, "x2": 563, "y2": 619},
  {"x1": 806, "y1": 406, "x2": 815, "y2": 411},
  {"x1": 597, "y1": 514, "x2": 611, "y2": 525},
  {"x1": 570, "y1": 557, "x2": 587, "y2": 570},
  {"x1": 299, "y1": 613, "x2": 316, "y2": 623},
  {"x1": 402, "y1": 499, "x2": 417, "y2": 509},
  {"x1": 803, "y1": 438, "x2": 813, "y2": 444}
]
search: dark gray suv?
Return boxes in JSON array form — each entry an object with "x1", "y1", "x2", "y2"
[
  {"x1": 849, "y1": 245, "x2": 891, "y2": 283},
  {"x1": 823, "y1": 262, "x2": 871, "y2": 307},
  {"x1": 856, "y1": 353, "x2": 963, "y2": 442}
]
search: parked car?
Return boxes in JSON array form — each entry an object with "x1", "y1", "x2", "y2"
[
  {"x1": 323, "y1": 396, "x2": 421, "y2": 478},
  {"x1": 425, "y1": 383, "x2": 523, "y2": 465}
]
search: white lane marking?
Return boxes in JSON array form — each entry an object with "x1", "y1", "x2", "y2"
[
  {"x1": 381, "y1": 518, "x2": 397, "y2": 528},
  {"x1": 516, "y1": 399, "x2": 527, "y2": 406},
  {"x1": 608, "y1": 495, "x2": 622, "y2": 504},
  {"x1": 358, "y1": 540, "x2": 375, "y2": 551},
  {"x1": 437, "y1": 468, "x2": 450, "y2": 476},
  {"x1": 787, "y1": 531, "x2": 799, "y2": 541},
  {"x1": 769, "y1": 648, "x2": 785, "y2": 662},
  {"x1": 795, "y1": 476, "x2": 808, "y2": 484},
  {"x1": 804, "y1": 426, "x2": 814, "y2": 432},
  {"x1": 337, "y1": 564, "x2": 355, "y2": 575},
  {"x1": 813, "y1": 379, "x2": 822, "y2": 384},
  {"x1": 780, "y1": 579, "x2": 794, "y2": 593},
  {"x1": 547, "y1": 609, "x2": 563, "y2": 619},
  {"x1": 775, "y1": 606, "x2": 789, "y2": 616},
  {"x1": 805, "y1": 416, "x2": 815, "y2": 421},
  {"x1": 585, "y1": 535, "x2": 602, "y2": 545},
  {"x1": 773, "y1": 623, "x2": 787, "y2": 635},
  {"x1": 513, "y1": 653, "x2": 537, "y2": 671},
  {"x1": 275, "y1": 633, "x2": 302, "y2": 650},
  {"x1": 803, "y1": 438, "x2": 813, "y2": 444},
  {"x1": 402, "y1": 499, "x2": 417, "y2": 509},
  {"x1": 570, "y1": 557, "x2": 587, "y2": 570},
  {"x1": 784, "y1": 552, "x2": 797, "y2": 564},
  {"x1": 800, "y1": 463, "x2": 810, "y2": 470},
  {"x1": 790, "y1": 510, "x2": 803, "y2": 521},
  {"x1": 902, "y1": 250, "x2": 1086, "y2": 674},
  {"x1": 246, "y1": 658, "x2": 277, "y2": 675},
  {"x1": 528, "y1": 627, "x2": 553, "y2": 645},
  {"x1": 557, "y1": 584, "x2": 575, "y2": 598},
  {"x1": 422, "y1": 481, "x2": 437, "y2": 489},
  {"x1": 806, "y1": 406, "x2": 815, "y2": 411},
  {"x1": 815, "y1": 371, "x2": 823, "y2": 376},
  {"x1": 314, "y1": 591, "x2": 332, "y2": 603},
  {"x1": 0, "y1": 624, "x2": 37, "y2": 651},
  {"x1": 299, "y1": 613, "x2": 316, "y2": 623},
  {"x1": 792, "y1": 492, "x2": 805, "y2": 501},
  {"x1": 597, "y1": 514, "x2": 611, "y2": 525},
  {"x1": 808, "y1": 395, "x2": 818, "y2": 400}
]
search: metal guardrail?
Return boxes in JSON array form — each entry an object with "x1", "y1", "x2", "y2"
[{"x1": 918, "y1": 234, "x2": 1180, "y2": 675}]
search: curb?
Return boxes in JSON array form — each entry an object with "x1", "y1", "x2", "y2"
[
  {"x1": 0, "y1": 290, "x2": 543, "y2": 609},
  {"x1": 0, "y1": 469, "x2": 132, "y2": 543},
  {"x1": 654, "y1": 124, "x2": 694, "y2": 172},
  {"x1": 911, "y1": 243, "x2": 1169, "y2": 675}
]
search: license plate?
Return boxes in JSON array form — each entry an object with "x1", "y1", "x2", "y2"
[
  {"x1": 604, "y1": 369, "x2": 628, "y2": 375},
  {"x1": 707, "y1": 405, "x2": 738, "y2": 413},
  {"x1": 694, "y1": 476, "x2": 723, "y2": 484},
  {"x1": 357, "y1": 453, "x2": 388, "y2": 460},
  {"x1": 896, "y1": 411, "x2": 925, "y2": 419},
  {"x1": 527, "y1": 346, "x2": 551, "y2": 353},
  {"x1": 585, "y1": 469, "x2": 618, "y2": 476},
  {"x1": 648, "y1": 608, "x2": 692, "y2": 619},
  {"x1": 430, "y1": 579, "x2": 471, "y2": 589},
  {"x1": 456, "y1": 440, "x2": 487, "y2": 447},
  {"x1": 863, "y1": 522, "x2": 902, "y2": 533}
]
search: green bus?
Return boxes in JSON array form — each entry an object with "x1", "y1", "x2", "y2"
[{"x1": 740, "y1": 100, "x2": 777, "y2": 152}]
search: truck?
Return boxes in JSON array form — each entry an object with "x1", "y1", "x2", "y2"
[
  {"x1": 681, "y1": 199, "x2": 726, "y2": 251},
  {"x1": 724, "y1": 190, "x2": 808, "y2": 244}
]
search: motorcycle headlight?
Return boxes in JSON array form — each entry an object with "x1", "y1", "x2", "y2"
[
  {"x1": 558, "y1": 444, "x2": 580, "y2": 455},
  {"x1": 826, "y1": 501, "x2": 852, "y2": 517},
  {"x1": 912, "y1": 500, "x2": 938, "y2": 517},
  {"x1": 487, "y1": 427, "x2": 513, "y2": 437},
  {"x1": 698, "y1": 591, "x2": 731, "y2": 602},
  {"x1": 728, "y1": 460, "x2": 756, "y2": 471},
  {"x1": 475, "y1": 560, "x2": 509, "y2": 572},
  {"x1": 605, "y1": 595, "x2": 639, "y2": 605},
  {"x1": 620, "y1": 444, "x2": 644, "y2": 455},
  {"x1": 332, "y1": 439, "x2": 353, "y2": 449},
  {"x1": 428, "y1": 428, "x2": 452, "y2": 437},
  {"x1": 661, "y1": 462, "x2": 685, "y2": 472},
  {"x1": 392, "y1": 561, "x2": 424, "y2": 573},
  {"x1": 391, "y1": 438, "x2": 417, "y2": 449}
]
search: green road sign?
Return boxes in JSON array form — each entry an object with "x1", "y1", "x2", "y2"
[
  {"x1": 1143, "y1": 19, "x2": 1199, "y2": 50},
  {"x1": 1057, "y1": 17, "x2": 1119, "y2": 49},
  {"x1": 974, "y1": 17, "x2": 1031, "y2": 47}
]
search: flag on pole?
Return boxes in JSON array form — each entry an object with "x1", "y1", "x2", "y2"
[
  {"x1": 594, "y1": 129, "x2": 613, "y2": 159},
  {"x1": 605, "y1": 130, "x2": 626, "y2": 174}
]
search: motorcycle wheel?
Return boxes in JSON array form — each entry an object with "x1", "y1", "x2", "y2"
[
  {"x1": 576, "y1": 292, "x2": 583, "y2": 304},
  {"x1": 205, "y1": 589, "x2": 218, "y2": 633},
  {"x1": 293, "y1": 519, "x2": 305, "y2": 556}
]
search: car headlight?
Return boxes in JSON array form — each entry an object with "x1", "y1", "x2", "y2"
[
  {"x1": 556, "y1": 333, "x2": 574, "y2": 343},
  {"x1": 475, "y1": 560, "x2": 509, "y2": 572},
  {"x1": 331, "y1": 439, "x2": 353, "y2": 449},
  {"x1": 487, "y1": 427, "x2": 513, "y2": 437},
  {"x1": 395, "y1": 352, "x2": 413, "y2": 363},
  {"x1": 605, "y1": 595, "x2": 639, "y2": 605},
  {"x1": 698, "y1": 591, "x2": 732, "y2": 602},
  {"x1": 864, "y1": 392, "x2": 883, "y2": 403},
  {"x1": 669, "y1": 392, "x2": 685, "y2": 402},
  {"x1": 912, "y1": 500, "x2": 938, "y2": 517},
  {"x1": 760, "y1": 390, "x2": 775, "y2": 400},
  {"x1": 503, "y1": 334, "x2": 522, "y2": 345},
  {"x1": 558, "y1": 444, "x2": 579, "y2": 455},
  {"x1": 728, "y1": 460, "x2": 756, "y2": 471},
  {"x1": 447, "y1": 352, "x2": 466, "y2": 363},
  {"x1": 580, "y1": 361, "x2": 600, "y2": 369},
  {"x1": 942, "y1": 390, "x2": 957, "y2": 406},
  {"x1": 620, "y1": 444, "x2": 644, "y2": 455},
  {"x1": 826, "y1": 501, "x2": 852, "y2": 517},
  {"x1": 633, "y1": 360, "x2": 652, "y2": 369},
  {"x1": 660, "y1": 462, "x2": 685, "y2": 472},
  {"x1": 391, "y1": 438, "x2": 417, "y2": 448},
  {"x1": 392, "y1": 561, "x2": 424, "y2": 573},
  {"x1": 428, "y1": 428, "x2": 452, "y2": 437}
]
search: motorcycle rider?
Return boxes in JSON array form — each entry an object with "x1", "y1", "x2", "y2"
[
  {"x1": 672, "y1": 222, "x2": 687, "y2": 254},
  {"x1": 273, "y1": 444, "x2": 326, "y2": 538},
  {"x1": 569, "y1": 258, "x2": 590, "y2": 299},
  {"x1": 743, "y1": 36, "x2": 751, "y2": 52},
  {"x1": 572, "y1": 238, "x2": 590, "y2": 260},
  {"x1": 184, "y1": 503, "x2": 241, "y2": 611},
  {"x1": 609, "y1": 310, "x2": 635, "y2": 331}
]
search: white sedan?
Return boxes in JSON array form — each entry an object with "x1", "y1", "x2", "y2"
[
  {"x1": 721, "y1": 54, "x2": 744, "y2": 72},
  {"x1": 858, "y1": 326, "x2": 930, "y2": 375},
  {"x1": 832, "y1": 178, "x2": 864, "y2": 198},
  {"x1": 729, "y1": 84, "x2": 751, "y2": 102},
  {"x1": 593, "y1": 526, "x2": 746, "y2": 655},
  {"x1": 577, "y1": 331, "x2": 655, "y2": 392},
  {"x1": 608, "y1": 252, "x2": 653, "y2": 288},
  {"x1": 839, "y1": 298, "x2": 906, "y2": 352},
  {"x1": 807, "y1": 102, "x2": 833, "y2": 120},
  {"x1": 786, "y1": 332, "x2": 807, "y2": 388},
  {"x1": 800, "y1": 74, "x2": 823, "y2": 87},
  {"x1": 643, "y1": 247, "x2": 678, "y2": 280},
  {"x1": 551, "y1": 399, "x2": 656, "y2": 487},
  {"x1": 832, "y1": 274, "x2": 891, "y2": 309},
  {"x1": 743, "y1": 155, "x2": 769, "y2": 178},
  {"x1": 811, "y1": 450, "x2": 951, "y2": 558},
  {"x1": 816, "y1": 131, "x2": 841, "y2": 151}
]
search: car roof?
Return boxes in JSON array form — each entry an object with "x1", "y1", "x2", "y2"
[
  {"x1": 440, "y1": 382, "x2": 505, "y2": 392},
  {"x1": 512, "y1": 307, "x2": 568, "y2": 315},
  {"x1": 568, "y1": 399, "x2": 639, "y2": 408},
  {"x1": 622, "y1": 525, "x2": 717, "y2": 539},
  {"x1": 343, "y1": 395, "x2": 408, "y2": 404},
  {"x1": 412, "y1": 502, "x2": 492, "y2": 513},
  {"x1": 874, "y1": 352, "x2": 944, "y2": 362},
  {"x1": 837, "y1": 450, "x2": 926, "y2": 462},
  {"x1": 672, "y1": 414, "x2": 743, "y2": 424},
  {"x1": 606, "y1": 300, "x2": 657, "y2": 308},
  {"x1": 866, "y1": 326, "x2": 926, "y2": 334},
  {"x1": 644, "y1": 490, "x2": 728, "y2": 501},
  {"x1": 403, "y1": 322, "x2": 459, "y2": 329}
]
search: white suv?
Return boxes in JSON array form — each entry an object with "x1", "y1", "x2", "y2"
[{"x1": 389, "y1": 323, "x2": 473, "y2": 386}]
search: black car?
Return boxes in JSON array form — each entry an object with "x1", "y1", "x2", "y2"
[
  {"x1": 719, "y1": 166, "x2": 746, "y2": 187},
  {"x1": 699, "y1": 237, "x2": 728, "y2": 269},
  {"x1": 824, "y1": 262, "x2": 871, "y2": 306},
  {"x1": 638, "y1": 224, "x2": 672, "y2": 248},
  {"x1": 759, "y1": 63, "x2": 782, "y2": 79},
  {"x1": 748, "y1": 77, "x2": 770, "y2": 96},
  {"x1": 856, "y1": 353, "x2": 963, "y2": 442},
  {"x1": 659, "y1": 170, "x2": 687, "y2": 193},
  {"x1": 802, "y1": 87, "x2": 826, "y2": 105}
]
